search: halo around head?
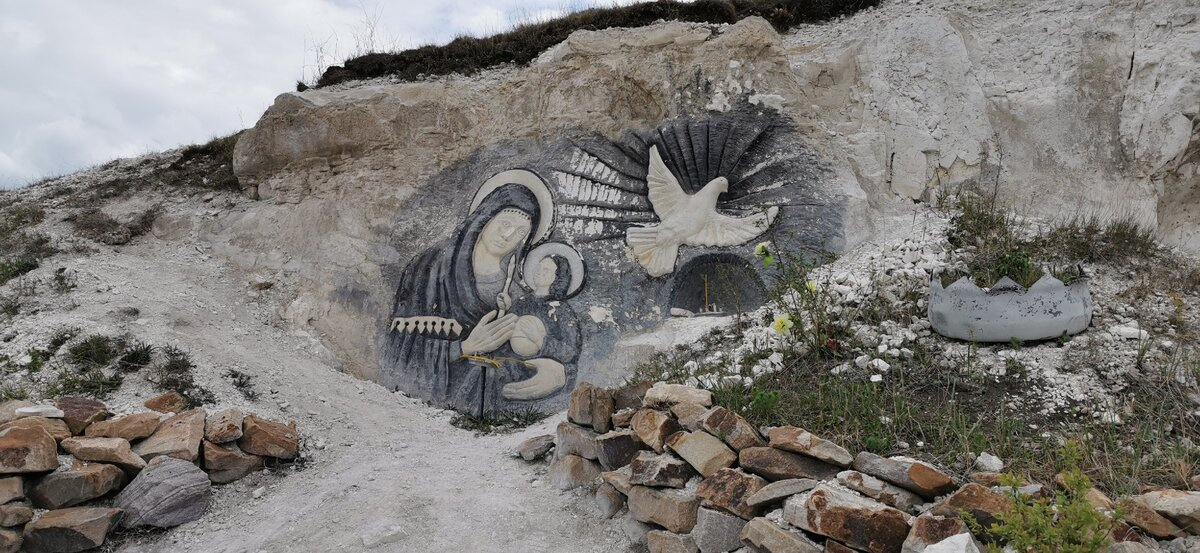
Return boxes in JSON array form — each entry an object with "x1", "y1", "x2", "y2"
[
  {"x1": 470, "y1": 169, "x2": 554, "y2": 243},
  {"x1": 523, "y1": 242, "x2": 585, "y2": 298}
]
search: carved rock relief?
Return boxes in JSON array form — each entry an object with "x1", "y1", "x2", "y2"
[{"x1": 380, "y1": 108, "x2": 843, "y2": 415}]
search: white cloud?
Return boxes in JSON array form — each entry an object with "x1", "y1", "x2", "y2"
[{"x1": 0, "y1": 0, "x2": 645, "y2": 188}]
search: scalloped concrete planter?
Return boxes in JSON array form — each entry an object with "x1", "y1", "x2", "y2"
[{"x1": 928, "y1": 274, "x2": 1093, "y2": 342}]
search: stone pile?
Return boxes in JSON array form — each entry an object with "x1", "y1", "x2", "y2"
[
  {"x1": 526, "y1": 381, "x2": 1200, "y2": 553},
  {"x1": 0, "y1": 392, "x2": 300, "y2": 552}
]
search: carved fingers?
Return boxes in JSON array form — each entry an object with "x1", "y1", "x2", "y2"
[
  {"x1": 501, "y1": 358, "x2": 566, "y2": 400},
  {"x1": 461, "y1": 311, "x2": 518, "y2": 355}
]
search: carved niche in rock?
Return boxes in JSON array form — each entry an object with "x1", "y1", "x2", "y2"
[{"x1": 380, "y1": 107, "x2": 843, "y2": 415}]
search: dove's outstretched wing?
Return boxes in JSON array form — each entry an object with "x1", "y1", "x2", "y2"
[
  {"x1": 686, "y1": 206, "x2": 780, "y2": 247},
  {"x1": 644, "y1": 145, "x2": 687, "y2": 220}
]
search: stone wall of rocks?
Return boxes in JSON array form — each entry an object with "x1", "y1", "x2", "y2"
[
  {"x1": 0, "y1": 393, "x2": 300, "y2": 552},
  {"x1": 515, "y1": 381, "x2": 1200, "y2": 553}
]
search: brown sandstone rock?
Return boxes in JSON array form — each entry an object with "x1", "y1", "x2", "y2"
[
  {"x1": 746, "y1": 478, "x2": 820, "y2": 508},
  {"x1": 699, "y1": 406, "x2": 766, "y2": 452},
  {"x1": 204, "y1": 408, "x2": 244, "y2": 444},
  {"x1": 22, "y1": 506, "x2": 122, "y2": 553},
  {"x1": 901, "y1": 513, "x2": 971, "y2": 553},
  {"x1": 646, "y1": 530, "x2": 698, "y2": 553},
  {"x1": 0, "y1": 478, "x2": 22, "y2": 504},
  {"x1": 237, "y1": 414, "x2": 298, "y2": 460},
  {"x1": 784, "y1": 485, "x2": 911, "y2": 553},
  {"x1": 54, "y1": 397, "x2": 108, "y2": 435},
  {"x1": 644, "y1": 383, "x2": 712, "y2": 408},
  {"x1": 852, "y1": 452, "x2": 957, "y2": 499},
  {"x1": 826, "y1": 541, "x2": 857, "y2": 553},
  {"x1": 0, "y1": 528, "x2": 16, "y2": 553},
  {"x1": 628, "y1": 485, "x2": 701, "y2": 533},
  {"x1": 1116, "y1": 497, "x2": 1185, "y2": 539},
  {"x1": 134, "y1": 408, "x2": 205, "y2": 462},
  {"x1": 567, "y1": 383, "x2": 596, "y2": 427},
  {"x1": 630, "y1": 451, "x2": 697, "y2": 488},
  {"x1": 82, "y1": 412, "x2": 160, "y2": 441},
  {"x1": 28, "y1": 462, "x2": 125, "y2": 509},
  {"x1": 596, "y1": 430, "x2": 642, "y2": 470},
  {"x1": 0, "y1": 401, "x2": 32, "y2": 426},
  {"x1": 0, "y1": 426, "x2": 58, "y2": 474},
  {"x1": 596, "y1": 482, "x2": 625, "y2": 519},
  {"x1": 739, "y1": 447, "x2": 840, "y2": 482},
  {"x1": 591, "y1": 388, "x2": 615, "y2": 434},
  {"x1": 515, "y1": 434, "x2": 555, "y2": 461},
  {"x1": 116, "y1": 456, "x2": 211, "y2": 528},
  {"x1": 143, "y1": 391, "x2": 186, "y2": 414},
  {"x1": 666, "y1": 431, "x2": 736, "y2": 478},
  {"x1": 60, "y1": 436, "x2": 146, "y2": 474},
  {"x1": 739, "y1": 517, "x2": 822, "y2": 552},
  {"x1": 930, "y1": 483, "x2": 1012, "y2": 532},
  {"x1": 768, "y1": 426, "x2": 853, "y2": 467},
  {"x1": 0, "y1": 417, "x2": 71, "y2": 442},
  {"x1": 838, "y1": 470, "x2": 923, "y2": 512},
  {"x1": 601, "y1": 465, "x2": 633, "y2": 495},
  {"x1": 967, "y1": 472, "x2": 1006, "y2": 487},
  {"x1": 548, "y1": 454, "x2": 600, "y2": 491},
  {"x1": 0, "y1": 504, "x2": 31, "y2": 527},
  {"x1": 670, "y1": 402, "x2": 709, "y2": 431},
  {"x1": 202, "y1": 440, "x2": 265, "y2": 484},
  {"x1": 691, "y1": 506, "x2": 746, "y2": 553},
  {"x1": 612, "y1": 408, "x2": 636, "y2": 428},
  {"x1": 1136, "y1": 489, "x2": 1200, "y2": 534},
  {"x1": 556, "y1": 421, "x2": 599, "y2": 460},
  {"x1": 695, "y1": 468, "x2": 767, "y2": 520},
  {"x1": 632, "y1": 409, "x2": 683, "y2": 453},
  {"x1": 614, "y1": 382, "x2": 652, "y2": 411}
]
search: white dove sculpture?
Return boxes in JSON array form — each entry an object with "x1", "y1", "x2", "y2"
[{"x1": 626, "y1": 145, "x2": 780, "y2": 277}]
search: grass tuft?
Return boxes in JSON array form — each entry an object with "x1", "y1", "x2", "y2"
[{"x1": 450, "y1": 408, "x2": 549, "y2": 435}]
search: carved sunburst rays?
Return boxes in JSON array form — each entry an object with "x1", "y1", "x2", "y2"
[{"x1": 553, "y1": 111, "x2": 822, "y2": 245}]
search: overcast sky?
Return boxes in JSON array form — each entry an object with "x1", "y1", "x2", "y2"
[{"x1": 0, "y1": 0, "x2": 641, "y2": 189}]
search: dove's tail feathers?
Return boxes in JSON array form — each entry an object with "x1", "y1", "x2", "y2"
[{"x1": 626, "y1": 226, "x2": 678, "y2": 277}]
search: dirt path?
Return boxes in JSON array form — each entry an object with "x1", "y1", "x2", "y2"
[{"x1": 14, "y1": 237, "x2": 628, "y2": 552}]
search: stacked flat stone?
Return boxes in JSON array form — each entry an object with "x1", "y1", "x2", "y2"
[
  {"x1": 533, "y1": 381, "x2": 1200, "y2": 553},
  {"x1": 0, "y1": 395, "x2": 303, "y2": 552}
]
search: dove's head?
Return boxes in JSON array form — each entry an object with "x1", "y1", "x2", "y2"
[{"x1": 710, "y1": 176, "x2": 729, "y2": 194}]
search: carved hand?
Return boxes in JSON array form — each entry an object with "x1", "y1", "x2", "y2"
[
  {"x1": 461, "y1": 311, "x2": 518, "y2": 355},
  {"x1": 501, "y1": 358, "x2": 566, "y2": 400}
]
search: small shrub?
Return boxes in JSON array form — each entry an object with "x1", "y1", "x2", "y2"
[
  {"x1": 51, "y1": 267, "x2": 77, "y2": 293},
  {"x1": 0, "y1": 257, "x2": 39, "y2": 286},
  {"x1": 747, "y1": 388, "x2": 780, "y2": 420},
  {"x1": 0, "y1": 295, "x2": 17, "y2": 317},
  {"x1": 45, "y1": 368, "x2": 123, "y2": 400},
  {"x1": 148, "y1": 346, "x2": 214, "y2": 408},
  {"x1": 450, "y1": 408, "x2": 549, "y2": 435},
  {"x1": 966, "y1": 445, "x2": 1121, "y2": 553},
  {"x1": 47, "y1": 327, "x2": 79, "y2": 355},
  {"x1": 225, "y1": 369, "x2": 258, "y2": 400},
  {"x1": 23, "y1": 348, "x2": 47, "y2": 372},
  {"x1": 67, "y1": 335, "x2": 123, "y2": 368},
  {"x1": 116, "y1": 342, "x2": 154, "y2": 372},
  {"x1": 0, "y1": 385, "x2": 28, "y2": 401},
  {"x1": 70, "y1": 209, "x2": 131, "y2": 245}
]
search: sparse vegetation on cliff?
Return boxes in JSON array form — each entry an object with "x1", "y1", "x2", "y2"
[{"x1": 314, "y1": 0, "x2": 882, "y2": 88}]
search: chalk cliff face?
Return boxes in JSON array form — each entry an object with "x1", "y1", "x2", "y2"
[{"x1": 212, "y1": 0, "x2": 1197, "y2": 409}]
